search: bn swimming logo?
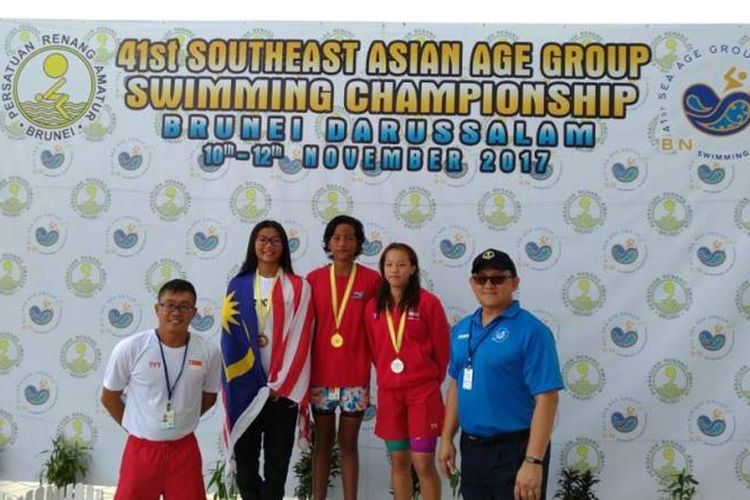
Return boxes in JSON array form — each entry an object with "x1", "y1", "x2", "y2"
[{"x1": 3, "y1": 33, "x2": 108, "y2": 140}]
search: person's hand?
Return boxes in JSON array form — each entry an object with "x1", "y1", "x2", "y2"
[
  {"x1": 437, "y1": 439, "x2": 456, "y2": 478},
  {"x1": 514, "y1": 461, "x2": 542, "y2": 500}
]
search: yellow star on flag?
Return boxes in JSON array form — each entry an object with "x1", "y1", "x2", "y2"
[{"x1": 221, "y1": 291, "x2": 240, "y2": 333}]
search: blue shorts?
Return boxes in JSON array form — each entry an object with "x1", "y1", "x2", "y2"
[{"x1": 310, "y1": 386, "x2": 370, "y2": 414}]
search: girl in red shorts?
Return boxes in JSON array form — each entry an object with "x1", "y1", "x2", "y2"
[
  {"x1": 365, "y1": 242, "x2": 450, "y2": 500},
  {"x1": 307, "y1": 215, "x2": 380, "y2": 500}
]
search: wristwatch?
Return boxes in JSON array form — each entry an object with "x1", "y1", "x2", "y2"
[{"x1": 523, "y1": 455, "x2": 544, "y2": 465}]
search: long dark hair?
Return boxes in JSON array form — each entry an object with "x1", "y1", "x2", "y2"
[
  {"x1": 239, "y1": 220, "x2": 295, "y2": 276},
  {"x1": 322, "y1": 215, "x2": 365, "y2": 259},
  {"x1": 374, "y1": 242, "x2": 421, "y2": 314}
]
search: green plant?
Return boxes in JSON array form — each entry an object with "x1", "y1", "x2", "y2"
[
  {"x1": 553, "y1": 467, "x2": 599, "y2": 500},
  {"x1": 206, "y1": 460, "x2": 239, "y2": 500},
  {"x1": 660, "y1": 468, "x2": 698, "y2": 500},
  {"x1": 449, "y1": 469, "x2": 461, "y2": 498},
  {"x1": 293, "y1": 443, "x2": 342, "y2": 500},
  {"x1": 38, "y1": 434, "x2": 91, "y2": 488}
]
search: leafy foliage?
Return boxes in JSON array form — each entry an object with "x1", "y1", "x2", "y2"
[
  {"x1": 38, "y1": 434, "x2": 91, "y2": 488},
  {"x1": 206, "y1": 460, "x2": 239, "y2": 500},
  {"x1": 660, "y1": 468, "x2": 699, "y2": 500},
  {"x1": 553, "y1": 467, "x2": 600, "y2": 500},
  {"x1": 293, "y1": 444, "x2": 342, "y2": 500},
  {"x1": 449, "y1": 469, "x2": 461, "y2": 498}
]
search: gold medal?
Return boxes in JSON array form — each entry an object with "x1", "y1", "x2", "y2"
[
  {"x1": 329, "y1": 264, "x2": 357, "y2": 350},
  {"x1": 258, "y1": 334, "x2": 269, "y2": 348},
  {"x1": 390, "y1": 358, "x2": 405, "y2": 374},
  {"x1": 331, "y1": 332, "x2": 344, "y2": 348}
]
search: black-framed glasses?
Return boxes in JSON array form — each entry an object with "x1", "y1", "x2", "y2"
[
  {"x1": 472, "y1": 273, "x2": 513, "y2": 286},
  {"x1": 256, "y1": 237, "x2": 283, "y2": 247},
  {"x1": 158, "y1": 302, "x2": 195, "y2": 313}
]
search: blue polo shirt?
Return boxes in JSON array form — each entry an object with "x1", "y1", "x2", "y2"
[{"x1": 448, "y1": 301, "x2": 564, "y2": 436}]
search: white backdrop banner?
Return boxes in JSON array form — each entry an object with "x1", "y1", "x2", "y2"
[{"x1": 1, "y1": 20, "x2": 750, "y2": 499}]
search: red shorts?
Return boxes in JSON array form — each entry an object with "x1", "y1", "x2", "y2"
[
  {"x1": 115, "y1": 433, "x2": 205, "y2": 500},
  {"x1": 375, "y1": 382, "x2": 444, "y2": 440}
]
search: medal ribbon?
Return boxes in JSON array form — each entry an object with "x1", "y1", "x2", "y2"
[
  {"x1": 254, "y1": 271, "x2": 278, "y2": 333},
  {"x1": 330, "y1": 263, "x2": 358, "y2": 336},
  {"x1": 385, "y1": 307, "x2": 407, "y2": 356}
]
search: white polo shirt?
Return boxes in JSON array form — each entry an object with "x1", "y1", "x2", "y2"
[{"x1": 103, "y1": 329, "x2": 222, "y2": 441}]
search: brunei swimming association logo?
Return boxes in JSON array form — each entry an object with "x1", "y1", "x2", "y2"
[
  {"x1": 3, "y1": 33, "x2": 108, "y2": 140},
  {"x1": 231, "y1": 182, "x2": 271, "y2": 224},
  {"x1": 648, "y1": 359, "x2": 692, "y2": 404},
  {"x1": 60, "y1": 336, "x2": 101, "y2": 378},
  {"x1": 394, "y1": 187, "x2": 436, "y2": 229},
  {"x1": 646, "y1": 440, "x2": 693, "y2": 485},
  {"x1": 736, "y1": 449, "x2": 750, "y2": 490},
  {"x1": 0, "y1": 410, "x2": 18, "y2": 450},
  {"x1": 478, "y1": 188, "x2": 520, "y2": 232},
  {"x1": 312, "y1": 185, "x2": 353, "y2": 223},
  {"x1": 0, "y1": 332, "x2": 23, "y2": 375},
  {"x1": 647, "y1": 275, "x2": 692, "y2": 319},
  {"x1": 562, "y1": 273, "x2": 606, "y2": 316},
  {"x1": 57, "y1": 412, "x2": 97, "y2": 448},
  {"x1": 563, "y1": 191, "x2": 606, "y2": 234},
  {"x1": 735, "y1": 365, "x2": 750, "y2": 406},
  {"x1": 563, "y1": 355, "x2": 605, "y2": 400},
  {"x1": 145, "y1": 258, "x2": 186, "y2": 294},
  {"x1": 560, "y1": 438, "x2": 605, "y2": 475}
]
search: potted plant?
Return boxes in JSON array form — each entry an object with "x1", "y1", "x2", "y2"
[
  {"x1": 38, "y1": 434, "x2": 91, "y2": 489},
  {"x1": 293, "y1": 443, "x2": 342, "y2": 500},
  {"x1": 553, "y1": 467, "x2": 599, "y2": 500},
  {"x1": 660, "y1": 468, "x2": 698, "y2": 500},
  {"x1": 206, "y1": 460, "x2": 239, "y2": 500}
]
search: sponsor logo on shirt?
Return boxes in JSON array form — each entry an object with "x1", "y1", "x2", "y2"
[
  {"x1": 407, "y1": 310, "x2": 420, "y2": 320},
  {"x1": 457, "y1": 333, "x2": 470, "y2": 340},
  {"x1": 149, "y1": 361, "x2": 161, "y2": 369},
  {"x1": 352, "y1": 291, "x2": 365, "y2": 300},
  {"x1": 188, "y1": 359, "x2": 203, "y2": 368}
]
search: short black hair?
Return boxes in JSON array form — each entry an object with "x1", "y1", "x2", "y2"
[
  {"x1": 157, "y1": 279, "x2": 197, "y2": 303},
  {"x1": 322, "y1": 215, "x2": 365, "y2": 259}
]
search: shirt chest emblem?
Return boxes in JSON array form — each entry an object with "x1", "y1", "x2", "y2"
[{"x1": 492, "y1": 327, "x2": 510, "y2": 343}]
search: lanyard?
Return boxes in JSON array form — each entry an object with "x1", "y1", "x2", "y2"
[
  {"x1": 155, "y1": 330, "x2": 189, "y2": 407},
  {"x1": 466, "y1": 320, "x2": 495, "y2": 367},
  {"x1": 330, "y1": 263, "x2": 357, "y2": 333},
  {"x1": 254, "y1": 271, "x2": 278, "y2": 332},
  {"x1": 385, "y1": 307, "x2": 407, "y2": 355}
]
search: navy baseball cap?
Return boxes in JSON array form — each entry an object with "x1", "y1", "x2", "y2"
[{"x1": 471, "y1": 249, "x2": 517, "y2": 276}]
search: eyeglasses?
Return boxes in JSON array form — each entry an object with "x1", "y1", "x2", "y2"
[
  {"x1": 158, "y1": 302, "x2": 195, "y2": 313},
  {"x1": 256, "y1": 237, "x2": 283, "y2": 247},
  {"x1": 472, "y1": 274, "x2": 513, "y2": 286}
]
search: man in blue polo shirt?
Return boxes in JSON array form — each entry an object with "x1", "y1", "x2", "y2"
[{"x1": 438, "y1": 249, "x2": 563, "y2": 500}]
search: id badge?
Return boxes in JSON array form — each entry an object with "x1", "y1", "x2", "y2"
[
  {"x1": 462, "y1": 366, "x2": 474, "y2": 390},
  {"x1": 161, "y1": 408, "x2": 175, "y2": 430}
]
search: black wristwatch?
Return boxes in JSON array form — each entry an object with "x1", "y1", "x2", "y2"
[{"x1": 523, "y1": 455, "x2": 544, "y2": 465}]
